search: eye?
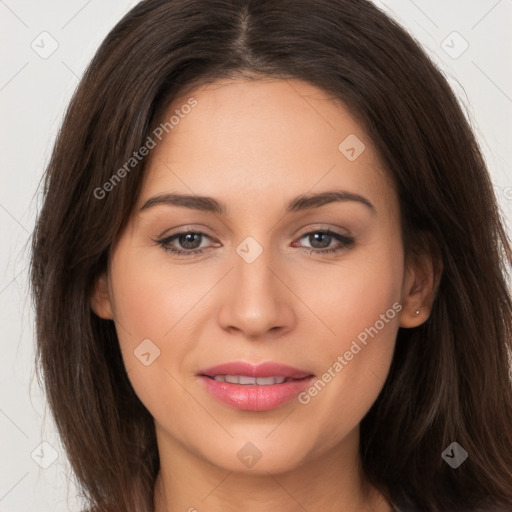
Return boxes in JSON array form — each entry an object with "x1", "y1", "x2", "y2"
[
  {"x1": 155, "y1": 228, "x2": 354, "y2": 258},
  {"x1": 293, "y1": 230, "x2": 355, "y2": 254},
  {"x1": 155, "y1": 230, "x2": 217, "y2": 257}
]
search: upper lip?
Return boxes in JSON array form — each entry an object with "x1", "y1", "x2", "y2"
[{"x1": 198, "y1": 361, "x2": 314, "y2": 379}]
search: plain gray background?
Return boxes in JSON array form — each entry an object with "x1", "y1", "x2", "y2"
[{"x1": 1, "y1": 0, "x2": 511, "y2": 510}]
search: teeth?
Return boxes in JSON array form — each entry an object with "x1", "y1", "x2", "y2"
[
  {"x1": 212, "y1": 375, "x2": 287, "y2": 385},
  {"x1": 255, "y1": 376, "x2": 285, "y2": 385}
]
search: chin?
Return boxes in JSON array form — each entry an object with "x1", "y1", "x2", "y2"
[{"x1": 196, "y1": 433, "x2": 314, "y2": 475}]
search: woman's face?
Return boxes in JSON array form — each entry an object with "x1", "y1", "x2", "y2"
[{"x1": 94, "y1": 77, "x2": 426, "y2": 474}]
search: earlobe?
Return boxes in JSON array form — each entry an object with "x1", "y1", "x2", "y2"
[
  {"x1": 399, "y1": 249, "x2": 442, "y2": 328},
  {"x1": 90, "y1": 272, "x2": 114, "y2": 319}
]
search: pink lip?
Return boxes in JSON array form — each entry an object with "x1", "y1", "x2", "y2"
[
  {"x1": 199, "y1": 361, "x2": 312, "y2": 379},
  {"x1": 198, "y1": 362, "x2": 315, "y2": 411}
]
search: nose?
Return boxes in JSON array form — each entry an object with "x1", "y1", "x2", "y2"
[{"x1": 216, "y1": 244, "x2": 297, "y2": 339}]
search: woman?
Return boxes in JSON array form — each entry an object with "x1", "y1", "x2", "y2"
[{"x1": 30, "y1": 0, "x2": 512, "y2": 510}]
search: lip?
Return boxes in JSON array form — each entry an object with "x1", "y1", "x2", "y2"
[
  {"x1": 199, "y1": 361, "x2": 313, "y2": 379},
  {"x1": 197, "y1": 361, "x2": 315, "y2": 411}
]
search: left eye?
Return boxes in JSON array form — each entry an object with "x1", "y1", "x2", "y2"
[{"x1": 293, "y1": 230, "x2": 355, "y2": 253}]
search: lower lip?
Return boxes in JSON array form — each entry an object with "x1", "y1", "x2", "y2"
[{"x1": 198, "y1": 376, "x2": 315, "y2": 411}]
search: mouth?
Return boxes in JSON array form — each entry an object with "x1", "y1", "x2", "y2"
[
  {"x1": 197, "y1": 361, "x2": 315, "y2": 411},
  {"x1": 202, "y1": 374, "x2": 308, "y2": 385}
]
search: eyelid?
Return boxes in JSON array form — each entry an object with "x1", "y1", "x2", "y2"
[
  {"x1": 158, "y1": 229, "x2": 217, "y2": 247},
  {"x1": 294, "y1": 223, "x2": 352, "y2": 238},
  {"x1": 157, "y1": 224, "x2": 215, "y2": 239}
]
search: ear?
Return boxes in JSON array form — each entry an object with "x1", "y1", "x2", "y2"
[
  {"x1": 90, "y1": 271, "x2": 114, "y2": 319},
  {"x1": 399, "y1": 244, "x2": 443, "y2": 328}
]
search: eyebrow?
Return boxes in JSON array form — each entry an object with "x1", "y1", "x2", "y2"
[{"x1": 139, "y1": 190, "x2": 376, "y2": 215}]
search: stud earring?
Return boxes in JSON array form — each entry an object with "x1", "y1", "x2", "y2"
[{"x1": 415, "y1": 309, "x2": 420, "y2": 316}]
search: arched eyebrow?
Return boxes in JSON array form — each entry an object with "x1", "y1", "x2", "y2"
[
  {"x1": 139, "y1": 190, "x2": 376, "y2": 215},
  {"x1": 287, "y1": 191, "x2": 375, "y2": 214}
]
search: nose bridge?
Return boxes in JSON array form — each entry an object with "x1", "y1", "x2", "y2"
[
  {"x1": 216, "y1": 235, "x2": 295, "y2": 336},
  {"x1": 235, "y1": 240, "x2": 275, "y2": 297}
]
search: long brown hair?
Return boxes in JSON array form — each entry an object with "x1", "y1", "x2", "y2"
[{"x1": 30, "y1": 0, "x2": 512, "y2": 510}]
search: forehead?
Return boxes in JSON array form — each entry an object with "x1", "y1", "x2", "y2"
[{"x1": 138, "y1": 78, "x2": 397, "y2": 219}]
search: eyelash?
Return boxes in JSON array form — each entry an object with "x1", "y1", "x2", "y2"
[{"x1": 155, "y1": 229, "x2": 355, "y2": 257}]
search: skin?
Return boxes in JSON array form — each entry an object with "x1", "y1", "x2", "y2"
[{"x1": 92, "y1": 77, "x2": 437, "y2": 511}]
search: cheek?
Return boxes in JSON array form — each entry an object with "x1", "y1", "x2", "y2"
[
  {"x1": 293, "y1": 241, "x2": 403, "y2": 440},
  {"x1": 300, "y1": 235, "x2": 403, "y2": 348},
  {"x1": 107, "y1": 242, "x2": 225, "y2": 424},
  {"x1": 109, "y1": 244, "x2": 216, "y2": 343}
]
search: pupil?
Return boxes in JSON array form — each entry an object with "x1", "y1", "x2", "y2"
[
  {"x1": 180, "y1": 233, "x2": 201, "y2": 249},
  {"x1": 311, "y1": 233, "x2": 331, "y2": 249}
]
